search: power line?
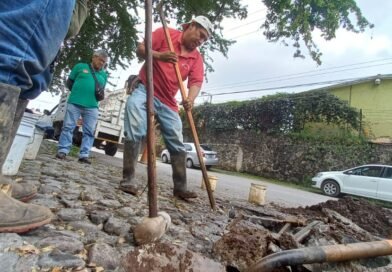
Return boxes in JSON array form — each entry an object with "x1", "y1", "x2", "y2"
[
  {"x1": 204, "y1": 57, "x2": 392, "y2": 89},
  {"x1": 202, "y1": 78, "x2": 358, "y2": 97},
  {"x1": 204, "y1": 59, "x2": 392, "y2": 92},
  {"x1": 226, "y1": 18, "x2": 263, "y2": 31}
]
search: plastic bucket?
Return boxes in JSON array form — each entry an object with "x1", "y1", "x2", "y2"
[
  {"x1": 201, "y1": 175, "x2": 218, "y2": 192},
  {"x1": 24, "y1": 127, "x2": 44, "y2": 160},
  {"x1": 248, "y1": 183, "x2": 267, "y2": 205},
  {"x1": 2, "y1": 121, "x2": 35, "y2": 176}
]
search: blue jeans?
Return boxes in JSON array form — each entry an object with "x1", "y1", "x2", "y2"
[
  {"x1": 0, "y1": 0, "x2": 75, "y2": 99},
  {"x1": 124, "y1": 84, "x2": 186, "y2": 154},
  {"x1": 58, "y1": 103, "x2": 99, "y2": 158}
]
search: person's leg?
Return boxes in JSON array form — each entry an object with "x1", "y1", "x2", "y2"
[
  {"x1": 0, "y1": 83, "x2": 20, "y2": 169},
  {"x1": 120, "y1": 85, "x2": 148, "y2": 194},
  {"x1": 155, "y1": 99, "x2": 197, "y2": 199},
  {"x1": 0, "y1": 0, "x2": 73, "y2": 233},
  {"x1": 78, "y1": 107, "x2": 99, "y2": 162},
  {"x1": 0, "y1": 0, "x2": 75, "y2": 99},
  {"x1": 0, "y1": 83, "x2": 52, "y2": 233},
  {"x1": 0, "y1": 98, "x2": 37, "y2": 202},
  {"x1": 57, "y1": 104, "x2": 82, "y2": 156}
]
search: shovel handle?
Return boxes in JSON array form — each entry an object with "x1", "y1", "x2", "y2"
[{"x1": 157, "y1": 1, "x2": 216, "y2": 210}]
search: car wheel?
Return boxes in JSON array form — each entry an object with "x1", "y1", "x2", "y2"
[
  {"x1": 162, "y1": 154, "x2": 168, "y2": 163},
  {"x1": 186, "y1": 159, "x2": 194, "y2": 168},
  {"x1": 322, "y1": 180, "x2": 340, "y2": 197},
  {"x1": 206, "y1": 165, "x2": 212, "y2": 170}
]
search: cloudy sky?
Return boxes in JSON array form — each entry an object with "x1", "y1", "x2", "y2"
[{"x1": 30, "y1": 0, "x2": 392, "y2": 110}]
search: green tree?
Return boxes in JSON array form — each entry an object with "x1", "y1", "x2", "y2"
[{"x1": 54, "y1": 0, "x2": 372, "y2": 88}]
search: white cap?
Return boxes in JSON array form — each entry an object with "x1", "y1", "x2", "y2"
[{"x1": 182, "y1": 16, "x2": 213, "y2": 37}]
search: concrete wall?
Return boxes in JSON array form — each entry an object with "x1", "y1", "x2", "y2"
[{"x1": 184, "y1": 129, "x2": 392, "y2": 183}]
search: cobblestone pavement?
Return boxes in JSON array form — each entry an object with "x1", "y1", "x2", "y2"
[
  {"x1": 2, "y1": 140, "x2": 392, "y2": 272},
  {"x1": 0, "y1": 140, "x2": 238, "y2": 271}
]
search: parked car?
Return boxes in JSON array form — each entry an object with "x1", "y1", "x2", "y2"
[
  {"x1": 312, "y1": 164, "x2": 392, "y2": 202},
  {"x1": 160, "y1": 143, "x2": 219, "y2": 169}
]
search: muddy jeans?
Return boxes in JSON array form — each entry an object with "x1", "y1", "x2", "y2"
[
  {"x1": 0, "y1": 0, "x2": 75, "y2": 99},
  {"x1": 123, "y1": 84, "x2": 186, "y2": 154}
]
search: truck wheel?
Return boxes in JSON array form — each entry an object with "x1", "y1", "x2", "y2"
[
  {"x1": 53, "y1": 121, "x2": 63, "y2": 140},
  {"x1": 72, "y1": 128, "x2": 82, "y2": 147},
  {"x1": 105, "y1": 142, "x2": 118, "y2": 156},
  {"x1": 94, "y1": 139, "x2": 103, "y2": 149}
]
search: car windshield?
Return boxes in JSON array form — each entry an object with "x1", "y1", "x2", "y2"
[{"x1": 200, "y1": 144, "x2": 212, "y2": 151}]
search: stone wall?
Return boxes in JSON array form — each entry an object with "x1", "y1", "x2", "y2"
[{"x1": 184, "y1": 129, "x2": 392, "y2": 184}]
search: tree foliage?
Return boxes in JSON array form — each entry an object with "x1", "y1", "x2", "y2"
[
  {"x1": 183, "y1": 91, "x2": 360, "y2": 134},
  {"x1": 262, "y1": 0, "x2": 373, "y2": 64},
  {"x1": 54, "y1": 0, "x2": 372, "y2": 88}
]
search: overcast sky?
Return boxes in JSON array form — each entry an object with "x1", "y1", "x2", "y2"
[{"x1": 30, "y1": 0, "x2": 392, "y2": 110}]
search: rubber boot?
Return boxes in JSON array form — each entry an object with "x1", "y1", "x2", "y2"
[
  {"x1": 120, "y1": 140, "x2": 140, "y2": 195},
  {"x1": 0, "y1": 83, "x2": 52, "y2": 232},
  {"x1": 0, "y1": 83, "x2": 19, "y2": 166},
  {"x1": 1, "y1": 98, "x2": 37, "y2": 202},
  {"x1": 170, "y1": 152, "x2": 197, "y2": 200}
]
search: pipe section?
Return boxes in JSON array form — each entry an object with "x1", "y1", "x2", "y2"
[{"x1": 246, "y1": 240, "x2": 392, "y2": 272}]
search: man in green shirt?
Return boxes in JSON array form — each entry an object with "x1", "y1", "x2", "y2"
[{"x1": 56, "y1": 50, "x2": 108, "y2": 164}]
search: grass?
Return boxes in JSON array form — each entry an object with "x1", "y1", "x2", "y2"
[{"x1": 46, "y1": 140, "x2": 80, "y2": 158}]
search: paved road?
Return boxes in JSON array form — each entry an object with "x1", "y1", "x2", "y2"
[{"x1": 92, "y1": 148, "x2": 334, "y2": 208}]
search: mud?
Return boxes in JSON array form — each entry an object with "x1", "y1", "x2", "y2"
[{"x1": 280, "y1": 197, "x2": 392, "y2": 238}]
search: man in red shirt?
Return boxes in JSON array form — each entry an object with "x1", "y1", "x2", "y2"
[{"x1": 121, "y1": 16, "x2": 213, "y2": 200}]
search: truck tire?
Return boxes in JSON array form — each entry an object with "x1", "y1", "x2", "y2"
[
  {"x1": 105, "y1": 142, "x2": 118, "y2": 156},
  {"x1": 93, "y1": 139, "x2": 104, "y2": 149},
  {"x1": 72, "y1": 128, "x2": 82, "y2": 147},
  {"x1": 53, "y1": 121, "x2": 63, "y2": 140}
]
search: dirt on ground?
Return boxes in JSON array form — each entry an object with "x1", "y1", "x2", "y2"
[
  {"x1": 280, "y1": 197, "x2": 392, "y2": 238},
  {"x1": 208, "y1": 197, "x2": 392, "y2": 272}
]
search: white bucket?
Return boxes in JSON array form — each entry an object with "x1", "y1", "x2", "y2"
[
  {"x1": 201, "y1": 175, "x2": 218, "y2": 192},
  {"x1": 2, "y1": 121, "x2": 35, "y2": 176},
  {"x1": 248, "y1": 183, "x2": 267, "y2": 205},
  {"x1": 24, "y1": 127, "x2": 44, "y2": 160}
]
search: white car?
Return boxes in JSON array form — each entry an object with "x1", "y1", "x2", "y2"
[
  {"x1": 312, "y1": 164, "x2": 392, "y2": 202},
  {"x1": 160, "y1": 143, "x2": 219, "y2": 169}
]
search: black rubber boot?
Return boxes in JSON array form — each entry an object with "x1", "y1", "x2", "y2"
[
  {"x1": 120, "y1": 140, "x2": 140, "y2": 195},
  {"x1": 170, "y1": 151, "x2": 197, "y2": 200},
  {"x1": 0, "y1": 83, "x2": 52, "y2": 232},
  {"x1": 0, "y1": 98, "x2": 36, "y2": 202},
  {"x1": 0, "y1": 83, "x2": 20, "y2": 166}
]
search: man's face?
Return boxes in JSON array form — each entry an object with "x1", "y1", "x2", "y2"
[
  {"x1": 182, "y1": 23, "x2": 209, "y2": 51},
  {"x1": 92, "y1": 55, "x2": 108, "y2": 70}
]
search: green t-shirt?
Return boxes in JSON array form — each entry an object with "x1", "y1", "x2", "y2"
[{"x1": 68, "y1": 63, "x2": 108, "y2": 108}]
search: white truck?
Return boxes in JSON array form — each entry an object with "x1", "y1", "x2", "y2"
[{"x1": 50, "y1": 87, "x2": 127, "y2": 156}]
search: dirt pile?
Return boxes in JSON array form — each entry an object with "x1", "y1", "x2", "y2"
[
  {"x1": 209, "y1": 198, "x2": 392, "y2": 272},
  {"x1": 282, "y1": 197, "x2": 392, "y2": 238}
]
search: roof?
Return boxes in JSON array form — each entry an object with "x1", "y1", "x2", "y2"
[{"x1": 305, "y1": 74, "x2": 392, "y2": 93}]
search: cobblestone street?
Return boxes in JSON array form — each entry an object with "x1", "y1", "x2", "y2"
[
  {"x1": 0, "y1": 140, "x2": 234, "y2": 271},
  {"x1": 2, "y1": 140, "x2": 392, "y2": 272}
]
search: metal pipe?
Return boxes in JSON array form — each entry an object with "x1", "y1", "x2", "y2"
[
  {"x1": 145, "y1": 0, "x2": 157, "y2": 218},
  {"x1": 246, "y1": 240, "x2": 392, "y2": 272}
]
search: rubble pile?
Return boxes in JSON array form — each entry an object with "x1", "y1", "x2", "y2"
[{"x1": 1, "y1": 140, "x2": 391, "y2": 272}]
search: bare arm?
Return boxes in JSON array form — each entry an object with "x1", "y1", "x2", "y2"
[
  {"x1": 182, "y1": 85, "x2": 201, "y2": 111},
  {"x1": 136, "y1": 42, "x2": 177, "y2": 63}
]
